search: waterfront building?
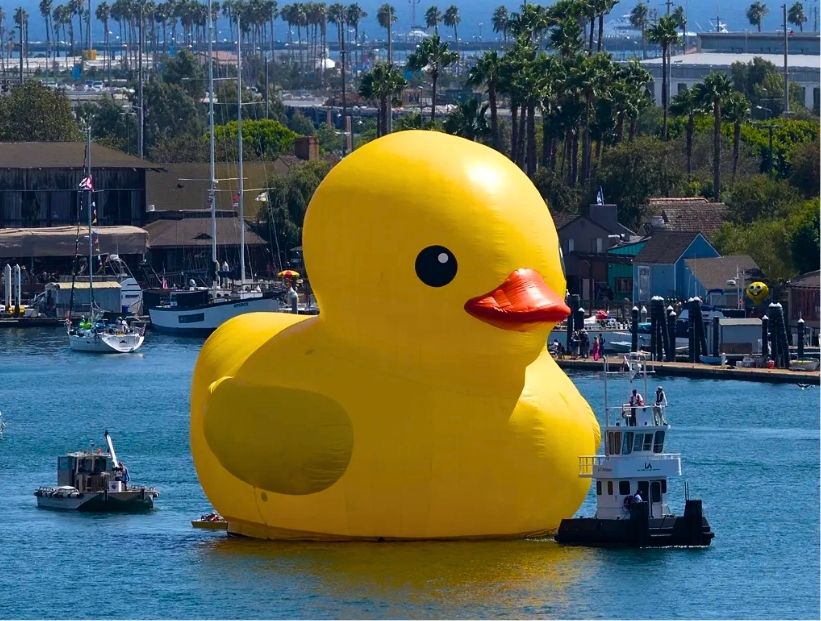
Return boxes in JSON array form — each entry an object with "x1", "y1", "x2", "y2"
[
  {"x1": 632, "y1": 231, "x2": 719, "y2": 303},
  {"x1": 641, "y1": 197, "x2": 729, "y2": 237},
  {"x1": 786, "y1": 270, "x2": 820, "y2": 338},
  {"x1": 697, "y1": 31, "x2": 820, "y2": 56},
  {"x1": 683, "y1": 254, "x2": 762, "y2": 306},
  {"x1": 642, "y1": 52, "x2": 820, "y2": 113}
]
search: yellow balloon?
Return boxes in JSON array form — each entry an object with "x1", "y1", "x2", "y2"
[
  {"x1": 746, "y1": 281, "x2": 769, "y2": 304},
  {"x1": 191, "y1": 131, "x2": 600, "y2": 540}
]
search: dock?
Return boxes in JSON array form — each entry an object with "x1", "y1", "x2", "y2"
[{"x1": 557, "y1": 357, "x2": 820, "y2": 385}]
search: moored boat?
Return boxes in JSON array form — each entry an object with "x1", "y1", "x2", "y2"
[
  {"x1": 555, "y1": 352, "x2": 714, "y2": 547},
  {"x1": 192, "y1": 512, "x2": 228, "y2": 530},
  {"x1": 34, "y1": 431, "x2": 158, "y2": 512}
]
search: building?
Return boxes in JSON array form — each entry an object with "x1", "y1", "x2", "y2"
[
  {"x1": 554, "y1": 203, "x2": 636, "y2": 305},
  {"x1": 641, "y1": 197, "x2": 729, "y2": 237},
  {"x1": 632, "y1": 231, "x2": 719, "y2": 303},
  {"x1": 0, "y1": 142, "x2": 152, "y2": 229},
  {"x1": 641, "y1": 52, "x2": 820, "y2": 113},
  {"x1": 786, "y1": 270, "x2": 820, "y2": 337},
  {"x1": 683, "y1": 254, "x2": 762, "y2": 306},
  {"x1": 697, "y1": 31, "x2": 820, "y2": 56},
  {"x1": 607, "y1": 239, "x2": 648, "y2": 304}
]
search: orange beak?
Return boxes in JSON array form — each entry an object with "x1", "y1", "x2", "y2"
[{"x1": 464, "y1": 269, "x2": 570, "y2": 331}]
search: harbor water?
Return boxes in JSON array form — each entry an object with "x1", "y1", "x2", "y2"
[{"x1": 0, "y1": 328, "x2": 818, "y2": 619}]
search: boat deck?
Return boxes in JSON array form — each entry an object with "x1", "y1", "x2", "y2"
[{"x1": 556, "y1": 357, "x2": 820, "y2": 384}]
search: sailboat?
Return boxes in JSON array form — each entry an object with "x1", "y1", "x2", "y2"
[
  {"x1": 147, "y1": 3, "x2": 278, "y2": 336},
  {"x1": 67, "y1": 129, "x2": 145, "y2": 354}
]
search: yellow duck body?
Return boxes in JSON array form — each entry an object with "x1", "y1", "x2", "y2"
[{"x1": 191, "y1": 131, "x2": 600, "y2": 540}]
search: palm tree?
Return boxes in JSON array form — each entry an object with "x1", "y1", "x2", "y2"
[
  {"x1": 406, "y1": 33, "x2": 457, "y2": 123},
  {"x1": 671, "y1": 4, "x2": 686, "y2": 52},
  {"x1": 328, "y1": 3, "x2": 347, "y2": 117},
  {"x1": 723, "y1": 91, "x2": 751, "y2": 185},
  {"x1": 13, "y1": 7, "x2": 29, "y2": 77},
  {"x1": 670, "y1": 87, "x2": 704, "y2": 176},
  {"x1": 629, "y1": 2, "x2": 649, "y2": 59},
  {"x1": 694, "y1": 72, "x2": 733, "y2": 201},
  {"x1": 467, "y1": 50, "x2": 501, "y2": 149},
  {"x1": 376, "y1": 3, "x2": 396, "y2": 65},
  {"x1": 96, "y1": 2, "x2": 111, "y2": 77},
  {"x1": 746, "y1": 1, "x2": 768, "y2": 32},
  {"x1": 787, "y1": 2, "x2": 807, "y2": 31},
  {"x1": 0, "y1": 8, "x2": 6, "y2": 73},
  {"x1": 443, "y1": 96, "x2": 489, "y2": 141},
  {"x1": 491, "y1": 5, "x2": 508, "y2": 46},
  {"x1": 424, "y1": 5, "x2": 440, "y2": 34},
  {"x1": 359, "y1": 61, "x2": 405, "y2": 136},
  {"x1": 39, "y1": 0, "x2": 53, "y2": 71},
  {"x1": 647, "y1": 15, "x2": 680, "y2": 140},
  {"x1": 346, "y1": 3, "x2": 366, "y2": 70},
  {"x1": 443, "y1": 5, "x2": 459, "y2": 44},
  {"x1": 596, "y1": 0, "x2": 618, "y2": 52}
]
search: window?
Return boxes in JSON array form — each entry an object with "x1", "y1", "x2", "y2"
[
  {"x1": 596, "y1": 481, "x2": 602, "y2": 495},
  {"x1": 619, "y1": 481, "x2": 630, "y2": 495},
  {"x1": 179, "y1": 313, "x2": 205, "y2": 324},
  {"x1": 653, "y1": 431, "x2": 665, "y2": 453},
  {"x1": 633, "y1": 434, "x2": 643, "y2": 452},
  {"x1": 609, "y1": 431, "x2": 622, "y2": 455},
  {"x1": 651, "y1": 482, "x2": 662, "y2": 502},
  {"x1": 622, "y1": 432, "x2": 633, "y2": 455},
  {"x1": 615, "y1": 277, "x2": 632, "y2": 294},
  {"x1": 642, "y1": 433, "x2": 653, "y2": 452},
  {"x1": 567, "y1": 238, "x2": 575, "y2": 253},
  {"x1": 596, "y1": 238, "x2": 603, "y2": 253},
  {"x1": 607, "y1": 480, "x2": 613, "y2": 495}
]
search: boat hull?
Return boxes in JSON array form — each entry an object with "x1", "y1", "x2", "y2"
[
  {"x1": 148, "y1": 294, "x2": 279, "y2": 335},
  {"x1": 555, "y1": 499, "x2": 714, "y2": 547},
  {"x1": 35, "y1": 489, "x2": 156, "y2": 512},
  {"x1": 69, "y1": 331, "x2": 144, "y2": 353}
]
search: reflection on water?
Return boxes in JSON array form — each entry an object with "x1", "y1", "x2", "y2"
[{"x1": 195, "y1": 537, "x2": 594, "y2": 617}]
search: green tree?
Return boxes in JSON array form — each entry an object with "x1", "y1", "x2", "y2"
[
  {"x1": 76, "y1": 94, "x2": 138, "y2": 153},
  {"x1": 162, "y1": 48, "x2": 206, "y2": 99},
  {"x1": 715, "y1": 218, "x2": 795, "y2": 281},
  {"x1": 629, "y1": 2, "x2": 649, "y2": 59},
  {"x1": 787, "y1": 2, "x2": 807, "y2": 31},
  {"x1": 0, "y1": 80, "x2": 80, "y2": 141},
  {"x1": 694, "y1": 72, "x2": 733, "y2": 200},
  {"x1": 491, "y1": 4, "x2": 509, "y2": 46},
  {"x1": 746, "y1": 1, "x2": 769, "y2": 32},
  {"x1": 443, "y1": 5, "x2": 460, "y2": 45},
  {"x1": 787, "y1": 199, "x2": 820, "y2": 273},
  {"x1": 723, "y1": 91, "x2": 751, "y2": 185},
  {"x1": 787, "y1": 137, "x2": 820, "y2": 196},
  {"x1": 377, "y1": 3, "x2": 397, "y2": 65},
  {"x1": 358, "y1": 61, "x2": 406, "y2": 136},
  {"x1": 647, "y1": 15, "x2": 680, "y2": 140},
  {"x1": 142, "y1": 78, "x2": 203, "y2": 153},
  {"x1": 259, "y1": 159, "x2": 333, "y2": 266},
  {"x1": 425, "y1": 5, "x2": 440, "y2": 33},
  {"x1": 443, "y1": 96, "x2": 489, "y2": 141},
  {"x1": 671, "y1": 4, "x2": 686, "y2": 50},
  {"x1": 726, "y1": 174, "x2": 801, "y2": 223},
  {"x1": 406, "y1": 33, "x2": 457, "y2": 123},
  {"x1": 467, "y1": 50, "x2": 502, "y2": 150},
  {"x1": 670, "y1": 87, "x2": 705, "y2": 176},
  {"x1": 214, "y1": 118, "x2": 298, "y2": 160}
]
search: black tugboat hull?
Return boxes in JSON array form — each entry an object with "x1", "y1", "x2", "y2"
[{"x1": 555, "y1": 499, "x2": 715, "y2": 547}]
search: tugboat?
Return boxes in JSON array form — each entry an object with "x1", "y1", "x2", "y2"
[
  {"x1": 34, "y1": 431, "x2": 158, "y2": 512},
  {"x1": 555, "y1": 353, "x2": 715, "y2": 547}
]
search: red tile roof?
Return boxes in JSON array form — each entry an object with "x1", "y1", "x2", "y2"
[{"x1": 644, "y1": 197, "x2": 729, "y2": 236}]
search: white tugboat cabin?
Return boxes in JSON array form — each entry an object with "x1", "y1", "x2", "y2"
[{"x1": 555, "y1": 352, "x2": 714, "y2": 547}]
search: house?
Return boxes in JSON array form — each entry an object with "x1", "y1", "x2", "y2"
[
  {"x1": 142, "y1": 210, "x2": 269, "y2": 281},
  {"x1": 786, "y1": 270, "x2": 820, "y2": 338},
  {"x1": 607, "y1": 239, "x2": 648, "y2": 304},
  {"x1": 683, "y1": 255, "x2": 762, "y2": 307},
  {"x1": 553, "y1": 203, "x2": 636, "y2": 305},
  {"x1": 633, "y1": 231, "x2": 719, "y2": 303},
  {"x1": 642, "y1": 197, "x2": 729, "y2": 237},
  {"x1": 0, "y1": 142, "x2": 153, "y2": 229}
]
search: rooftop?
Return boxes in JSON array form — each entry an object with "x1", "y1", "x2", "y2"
[
  {"x1": 0, "y1": 143, "x2": 154, "y2": 169},
  {"x1": 788, "y1": 270, "x2": 820, "y2": 289},
  {"x1": 644, "y1": 197, "x2": 729, "y2": 236},
  {"x1": 684, "y1": 255, "x2": 761, "y2": 291},
  {"x1": 142, "y1": 212, "x2": 266, "y2": 248},
  {"x1": 634, "y1": 231, "x2": 702, "y2": 263}
]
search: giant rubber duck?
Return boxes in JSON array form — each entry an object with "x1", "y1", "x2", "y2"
[{"x1": 191, "y1": 131, "x2": 600, "y2": 540}]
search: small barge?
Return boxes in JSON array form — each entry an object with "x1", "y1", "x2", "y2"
[
  {"x1": 35, "y1": 431, "x2": 158, "y2": 512},
  {"x1": 555, "y1": 352, "x2": 714, "y2": 547}
]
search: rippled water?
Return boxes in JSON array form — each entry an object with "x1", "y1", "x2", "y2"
[{"x1": 0, "y1": 328, "x2": 818, "y2": 619}]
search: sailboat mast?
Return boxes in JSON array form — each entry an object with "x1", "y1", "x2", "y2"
[
  {"x1": 86, "y1": 127, "x2": 94, "y2": 306},
  {"x1": 237, "y1": 14, "x2": 245, "y2": 285},
  {"x1": 207, "y1": 0, "x2": 217, "y2": 270}
]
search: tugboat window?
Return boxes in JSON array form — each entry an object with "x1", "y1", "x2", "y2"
[
  {"x1": 651, "y1": 481, "x2": 662, "y2": 502},
  {"x1": 622, "y1": 432, "x2": 633, "y2": 455},
  {"x1": 653, "y1": 430, "x2": 665, "y2": 453},
  {"x1": 619, "y1": 481, "x2": 630, "y2": 495},
  {"x1": 596, "y1": 481, "x2": 602, "y2": 495},
  {"x1": 642, "y1": 433, "x2": 653, "y2": 452},
  {"x1": 613, "y1": 431, "x2": 621, "y2": 455},
  {"x1": 607, "y1": 480, "x2": 613, "y2": 495},
  {"x1": 633, "y1": 434, "x2": 643, "y2": 452}
]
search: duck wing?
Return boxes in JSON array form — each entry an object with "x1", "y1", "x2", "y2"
[{"x1": 204, "y1": 377, "x2": 353, "y2": 495}]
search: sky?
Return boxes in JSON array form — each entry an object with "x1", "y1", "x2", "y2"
[{"x1": 5, "y1": 0, "x2": 819, "y2": 42}]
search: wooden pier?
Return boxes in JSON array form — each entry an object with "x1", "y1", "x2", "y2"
[{"x1": 557, "y1": 357, "x2": 820, "y2": 385}]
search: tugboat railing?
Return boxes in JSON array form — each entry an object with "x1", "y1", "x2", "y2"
[{"x1": 578, "y1": 453, "x2": 682, "y2": 476}]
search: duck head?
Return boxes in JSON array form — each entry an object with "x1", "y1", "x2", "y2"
[{"x1": 303, "y1": 131, "x2": 568, "y2": 362}]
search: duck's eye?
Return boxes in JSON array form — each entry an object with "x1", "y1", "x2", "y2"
[{"x1": 415, "y1": 245, "x2": 458, "y2": 287}]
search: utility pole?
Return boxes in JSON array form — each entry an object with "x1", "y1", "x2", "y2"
[
  {"x1": 237, "y1": 13, "x2": 245, "y2": 284},
  {"x1": 138, "y1": 4, "x2": 144, "y2": 159},
  {"x1": 782, "y1": 4, "x2": 789, "y2": 115},
  {"x1": 665, "y1": 0, "x2": 672, "y2": 15}
]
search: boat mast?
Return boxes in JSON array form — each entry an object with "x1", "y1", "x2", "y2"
[
  {"x1": 237, "y1": 14, "x2": 245, "y2": 285},
  {"x1": 85, "y1": 127, "x2": 94, "y2": 308},
  {"x1": 207, "y1": 0, "x2": 217, "y2": 275}
]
